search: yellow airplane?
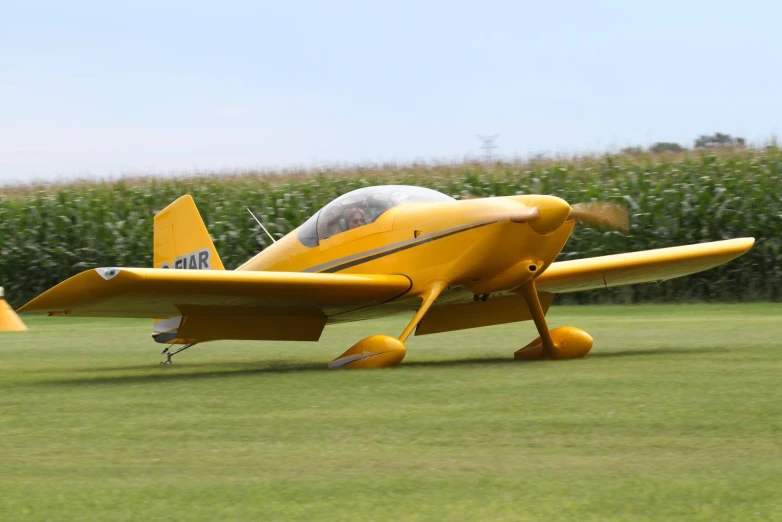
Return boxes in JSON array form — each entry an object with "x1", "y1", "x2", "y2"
[{"x1": 19, "y1": 185, "x2": 754, "y2": 368}]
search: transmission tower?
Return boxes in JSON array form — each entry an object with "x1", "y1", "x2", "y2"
[{"x1": 477, "y1": 134, "x2": 500, "y2": 163}]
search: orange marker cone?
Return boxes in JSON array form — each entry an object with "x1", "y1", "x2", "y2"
[{"x1": 0, "y1": 287, "x2": 28, "y2": 332}]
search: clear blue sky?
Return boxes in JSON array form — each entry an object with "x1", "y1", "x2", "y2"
[{"x1": 1, "y1": 0, "x2": 780, "y2": 182}]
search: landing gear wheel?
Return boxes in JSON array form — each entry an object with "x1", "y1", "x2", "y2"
[
  {"x1": 515, "y1": 327, "x2": 593, "y2": 360},
  {"x1": 328, "y1": 335, "x2": 407, "y2": 369},
  {"x1": 328, "y1": 280, "x2": 446, "y2": 370}
]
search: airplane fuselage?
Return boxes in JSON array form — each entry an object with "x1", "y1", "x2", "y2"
[{"x1": 238, "y1": 195, "x2": 575, "y2": 322}]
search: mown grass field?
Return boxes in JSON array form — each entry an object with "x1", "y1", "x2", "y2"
[{"x1": 1, "y1": 304, "x2": 781, "y2": 521}]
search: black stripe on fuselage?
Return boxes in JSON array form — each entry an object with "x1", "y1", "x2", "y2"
[{"x1": 318, "y1": 220, "x2": 495, "y2": 273}]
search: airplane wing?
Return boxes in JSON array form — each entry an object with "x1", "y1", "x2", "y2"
[
  {"x1": 18, "y1": 268, "x2": 412, "y2": 318},
  {"x1": 535, "y1": 238, "x2": 754, "y2": 294},
  {"x1": 18, "y1": 268, "x2": 413, "y2": 343}
]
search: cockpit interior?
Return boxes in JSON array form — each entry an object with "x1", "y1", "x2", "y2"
[{"x1": 297, "y1": 185, "x2": 455, "y2": 246}]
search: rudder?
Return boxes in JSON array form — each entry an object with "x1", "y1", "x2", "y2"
[{"x1": 154, "y1": 195, "x2": 224, "y2": 271}]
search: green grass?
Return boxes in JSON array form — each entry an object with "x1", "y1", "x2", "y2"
[{"x1": 1, "y1": 304, "x2": 781, "y2": 521}]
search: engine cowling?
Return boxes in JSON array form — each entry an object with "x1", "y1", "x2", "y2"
[{"x1": 469, "y1": 258, "x2": 542, "y2": 296}]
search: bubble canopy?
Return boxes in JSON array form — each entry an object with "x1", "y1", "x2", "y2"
[{"x1": 297, "y1": 185, "x2": 455, "y2": 247}]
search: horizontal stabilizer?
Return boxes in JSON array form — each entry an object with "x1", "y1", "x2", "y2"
[
  {"x1": 18, "y1": 268, "x2": 412, "y2": 318},
  {"x1": 535, "y1": 238, "x2": 754, "y2": 293}
]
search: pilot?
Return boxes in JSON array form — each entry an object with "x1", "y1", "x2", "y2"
[{"x1": 343, "y1": 207, "x2": 366, "y2": 230}]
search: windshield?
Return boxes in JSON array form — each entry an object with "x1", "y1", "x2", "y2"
[{"x1": 297, "y1": 185, "x2": 455, "y2": 246}]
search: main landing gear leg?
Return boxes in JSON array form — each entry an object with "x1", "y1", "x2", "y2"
[
  {"x1": 515, "y1": 281, "x2": 594, "y2": 360},
  {"x1": 160, "y1": 343, "x2": 196, "y2": 365},
  {"x1": 329, "y1": 280, "x2": 447, "y2": 369}
]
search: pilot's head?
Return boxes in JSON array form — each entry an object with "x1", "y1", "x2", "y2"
[{"x1": 344, "y1": 207, "x2": 366, "y2": 230}]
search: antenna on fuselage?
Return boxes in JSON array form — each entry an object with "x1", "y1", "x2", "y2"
[{"x1": 247, "y1": 208, "x2": 277, "y2": 244}]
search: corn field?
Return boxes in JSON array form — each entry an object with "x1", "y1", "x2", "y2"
[{"x1": 1, "y1": 149, "x2": 780, "y2": 308}]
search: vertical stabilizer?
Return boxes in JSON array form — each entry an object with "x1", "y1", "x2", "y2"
[
  {"x1": 152, "y1": 195, "x2": 224, "y2": 343},
  {"x1": 0, "y1": 287, "x2": 28, "y2": 332}
]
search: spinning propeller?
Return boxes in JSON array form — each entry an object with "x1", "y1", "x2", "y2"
[{"x1": 567, "y1": 202, "x2": 629, "y2": 233}]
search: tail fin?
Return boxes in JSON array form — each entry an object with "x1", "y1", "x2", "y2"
[
  {"x1": 152, "y1": 195, "x2": 224, "y2": 343},
  {"x1": 154, "y1": 195, "x2": 224, "y2": 271}
]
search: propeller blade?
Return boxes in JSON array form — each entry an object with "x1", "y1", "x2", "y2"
[{"x1": 568, "y1": 202, "x2": 629, "y2": 233}]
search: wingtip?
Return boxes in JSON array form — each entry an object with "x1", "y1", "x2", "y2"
[
  {"x1": 734, "y1": 237, "x2": 756, "y2": 251},
  {"x1": 16, "y1": 267, "x2": 136, "y2": 315},
  {"x1": 16, "y1": 294, "x2": 41, "y2": 314},
  {"x1": 16, "y1": 297, "x2": 60, "y2": 315}
]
